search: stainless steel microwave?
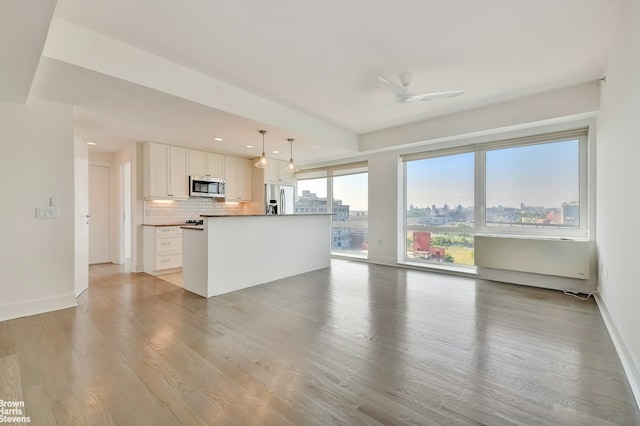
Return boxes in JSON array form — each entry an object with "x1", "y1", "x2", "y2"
[{"x1": 189, "y1": 175, "x2": 225, "y2": 198}]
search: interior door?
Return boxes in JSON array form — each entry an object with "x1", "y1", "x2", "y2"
[
  {"x1": 74, "y1": 137, "x2": 89, "y2": 296},
  {"x1": 89, "y1": 163, "x2": 111, "y2": 264}
]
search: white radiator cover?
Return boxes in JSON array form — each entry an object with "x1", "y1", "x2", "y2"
[{"x1": 474, "y1": 236, "x2": 592, "y2": 279}]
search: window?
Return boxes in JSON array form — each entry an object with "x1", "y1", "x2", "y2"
[
  {"x1": 296, "y1": 163, "x2": 368, "y2": 258},
  {"x1": 405, "y1": 152, "x2": 475, "y2": 266},
  {"x1": 295, "y1": 177, "x2": 327, "y2": 215},
  {"x1": 483, "y1": 139, "x2": 582, "y2": 234},
  {"x1": 403, "y1": 129, "x2": 589, "y2": 267},
  {"x1": 331, "y1": 172, "x2": 368, "y2": 257}
]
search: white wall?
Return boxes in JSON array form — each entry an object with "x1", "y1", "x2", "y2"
[
  {"x1": 596, "y1": 0, "x2": 640, "y2": 405},
  {"x1": 367, "y1": 152, "x2": 401, "y2": 265},
  {"x1": 0, "y1": 98, "x2": 76, "y2": 321}
]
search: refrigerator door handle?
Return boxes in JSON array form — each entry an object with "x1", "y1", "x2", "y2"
[{"x1": 279, "y1": 188, "x2": 285, "y2": 215}]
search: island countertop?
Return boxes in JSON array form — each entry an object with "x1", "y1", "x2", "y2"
[
  {"x1": 182, "y1": 214, "x2": 331, "y2": 297},
  {"x1": 198, "y1": 214, "x2": 333, "y2": 218}
]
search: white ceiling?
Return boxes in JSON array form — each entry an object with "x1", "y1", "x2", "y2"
[{"x1": 0, "y1": 0, "x2": 624, "y2": 164}]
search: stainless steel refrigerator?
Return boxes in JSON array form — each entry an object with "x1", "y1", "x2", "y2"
[{"x1": 265, "y1": 184, "x2": 295, "y2": 215}]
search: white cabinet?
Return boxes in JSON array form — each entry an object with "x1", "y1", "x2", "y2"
[
  {"x1": 144, "y1": 143, "x2": 189, "y2": 198},
  {"x1": 264, "y1": 159, "x2": 294, "y2": 185},
  {"x1": 143, "y1": 226, "x2": 183, "y2": 277},
  {"x1": 188, "y1": 150, "x2": 207, "y2": 176},
  {"x1": 146, "y1": 143, "x2": 169, "y2": 198},
  {"x1": 189, "y1": 150, "x2": 224, "y2": 179},
  {"x1": 224, "y1": 156, "x2": 252, "y2": 201},
  {"x1": 169, "y1": 146, "x2": 189, "y2": 198},
  {"x1": 207, "y1": 152, "x2": 224, "y2": 178}
]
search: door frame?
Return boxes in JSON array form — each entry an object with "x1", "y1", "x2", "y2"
[
  {"x1": 119, "y1": 161, "x2": 132, "y2": 266},
  {"x1": 74, "y1": 137, "x2": 89, "y2": 297}
]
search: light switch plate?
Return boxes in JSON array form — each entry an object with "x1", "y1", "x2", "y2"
[{"x1": 36, "y1": 207, "x2": 58, "y2": 219}]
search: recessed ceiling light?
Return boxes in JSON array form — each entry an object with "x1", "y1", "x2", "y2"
[
  {"x1": 86, "y1": 142, "x2": 97, "y2": 146},
  {"x1": 272, "y1": 150, "x2": 279, "y2": 154},
  {"x1": 245, "y1": 144, "x2": 254, "y2": 148},
  {"x1": 214, "y1": 137, "x2": 223, "y2": 141},
  {"x1": 312, "y1": 145, "x2": 319, "y2": 148}
]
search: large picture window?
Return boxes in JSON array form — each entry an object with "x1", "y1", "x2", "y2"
[
  {"x1": 485, "y1": 139, "x2": 580, "y2": 231},
  {"x1": 405, "y1": 152, "x2": 475, "y2": 266},
  {"x1": 403, "y1": 129, "x2": 589, "y2": 267}
]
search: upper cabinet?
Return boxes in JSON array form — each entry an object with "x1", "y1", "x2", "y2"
[
  {"x1": 188, "y1": 150, "x2": 207, "y2": 176},
  {"x1": 144, "y1": 143, "x2": 189, "y2": 199},
  {"x1": 145, "y1": 143, "x2": 247, "y2": 200},
  {"x1": 263, "y1": 159, "x2": 295, "y2": 185},
  {"x1": 169, "y1": 147, "x2": 189, "y2": 198},
  {"x1": 189, "y1": 150, "x2": 224, "y2": 179},
  {"x1": 206, "y1": 152, "x2": 224, "y2": 178},
  {"x1": 224, "y1": 156, "x2": 252, "y2": 201}
]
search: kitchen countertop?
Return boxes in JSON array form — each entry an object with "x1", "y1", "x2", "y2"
[
  {"x1": 181, "y1": 226, "x2": 204, "y2": 230},
  {"x1": 199, "y1": 214, "x2": 334, "y2": 217},
  {"x1": 144, "y1": 214, "x2": 333, "y2": 227},
  {"x1": 142, "y1": 223, "x2": 188, "y2": 227}
]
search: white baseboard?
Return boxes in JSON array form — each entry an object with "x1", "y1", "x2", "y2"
[
  {"x1": 131, "y1": 262, "x2": 143, "y2": 273},
  {"x1": 0, "y1": 293, "x2": 77, "y2": 322},
  {"x1": 595, "y1": 294, "x2": 640, "y2": 411}
]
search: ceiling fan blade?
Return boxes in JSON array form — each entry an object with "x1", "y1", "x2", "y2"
[
  {"x1": 418, "y1": 89, "x2": 466, "y2": 101},
  {"x1": 377, "y1": 76, "x2": 405, "y2": 95}
]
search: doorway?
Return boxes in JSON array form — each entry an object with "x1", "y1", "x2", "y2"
[{"x1": 89, "y1": 163, "x2": 111, "y2": 264}]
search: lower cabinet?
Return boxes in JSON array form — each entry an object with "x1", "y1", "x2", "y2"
[{"x1": 143, "y1": 226, "x2": 183, "y2": 278}]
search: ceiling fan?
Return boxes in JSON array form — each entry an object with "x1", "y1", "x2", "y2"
[{"x1": 378, "y1": 72, "x2": 465, "y2": 103}]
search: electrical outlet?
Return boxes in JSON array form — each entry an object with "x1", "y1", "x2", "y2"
[{"x1": 36, "y1": 207, "x2": 58, "y2": 219}]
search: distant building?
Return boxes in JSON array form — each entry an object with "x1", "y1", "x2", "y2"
[
  {"x1": 561, "y1": 201, "x2": 579, "y2": 225},
  {"x1": 412, "y1": 231, "x2": 445, "y2": 261},
  {"x1": 296, "y1": 190, "x2": 351, "y2": 249}
]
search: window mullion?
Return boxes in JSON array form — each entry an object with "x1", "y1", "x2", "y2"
[{"x1": 475, "y1": 147, "x2": 485, "y2": 234}]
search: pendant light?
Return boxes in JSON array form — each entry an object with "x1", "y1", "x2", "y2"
[
  {"x1": 255, "y1": 130, "x2": 271, "y2": 168},
  {"x1": 284, "y1": 138, "x2": 298, "y2": 172}
]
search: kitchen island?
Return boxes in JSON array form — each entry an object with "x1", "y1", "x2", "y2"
[{"x1": 182, "y1": 214, "x2": 331, "y2": 297}]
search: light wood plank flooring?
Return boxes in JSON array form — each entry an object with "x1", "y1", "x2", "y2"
[{"x1": 1, "y1": 260, "x2": 639, "y2": 425}]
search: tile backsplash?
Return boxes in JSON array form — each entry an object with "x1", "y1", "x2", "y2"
[{"x1": 145, "y1": 198, "x2": 245, "y2": 224}]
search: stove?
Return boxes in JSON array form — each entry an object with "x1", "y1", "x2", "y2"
[{"x1": 185, "y1": 219, "x2": 204, "y2": 226}]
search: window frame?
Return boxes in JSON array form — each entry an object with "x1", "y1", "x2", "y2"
[
  {"x1": 296, "y1": 162, "x2": 369, "y2": 258},
  {"x1": 402, "y1": 128, "x2": 590, "y2": 265},
  {"x1": 403, "y1": 149, "x2": 477, "y2": 268},
  {"x1": 476, "y1": 131, "x2": 588, "y2": 239}
]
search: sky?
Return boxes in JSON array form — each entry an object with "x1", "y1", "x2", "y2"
[
  {"x1": 407, "y1": 140, "x2": 579, "y2": 209},
  {"x1": 295, "y1": 139, "x2": 579, "y2": 212},
  {"x1": 296, "y1": 173, "x2": 369, "y2": 210}
]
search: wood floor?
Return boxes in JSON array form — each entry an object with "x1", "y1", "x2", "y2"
[{"x1": 1, "y1": 260, "x2": 639, "y2": 425}]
